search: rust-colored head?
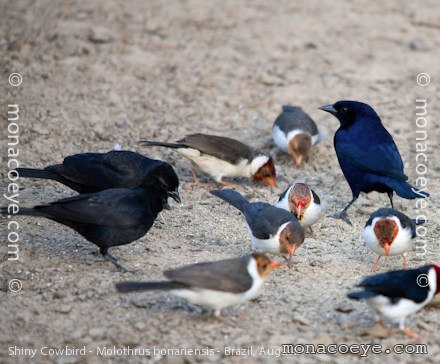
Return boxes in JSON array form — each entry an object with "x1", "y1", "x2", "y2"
[
  {"x1": 288, "y1": 134, "x2": 312, "y2": 167},
  {"x1": 279, "y1": 222, "x2": 305, "y2": 257},
  {"x1": 374, "y1": 219, "x2": 398, "y2": 256},
  {"x1": 252, "y1": 253, "x2": 281, "y2": 277},
  {"x1": 253, "y1": 157, "x2": 277, "y2": 187},
  {"x1": 288, "y1": 183, "x2": 312, "y2": 220}
]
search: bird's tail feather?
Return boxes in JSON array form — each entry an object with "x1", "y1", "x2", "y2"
[
  {"x1": 138, "y1": 140, "x2": 184, "y2": 149},
  {"x1": 0, "y1": 207, "x2": 44, "y2": 217},
  {"x1": 346, "y1": 291, "x2": 378, "y2": 300},
  {"x1": 115, "y1": 281, "x2": 183, "y2": 292},
  {"x1": 387, "y1": 180, "x2": 429, "y2": 199},
  {"x1": 210, "y1": 189, "x2": 248, "y2": 212},
  {"x1": 15, "y1": 168, "x2": 57, "y2": 180}
]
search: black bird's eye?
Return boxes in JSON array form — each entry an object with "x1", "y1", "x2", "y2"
[
  {"x1": 340, "y1": 107, "x2": 349, "y2": 114},
  {"x1": 262, "y1": 263, "x2": 267, "y2": 270}
]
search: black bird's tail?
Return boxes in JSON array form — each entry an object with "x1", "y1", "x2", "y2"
[
  {"x1": 0, "y1": 207, "x2": 45, "y2": 218},
  {"x1": 14, "y1": 168, "x2": 59, "y2": 181},
  {"x1": 139, "y1": 140, "x2": 184, "y2": 149},
  {"x1": 346, "y1": 291, "x2": 378, "y2": 300},
  {"x1": 115, "y1": 281, "x2": 183, "y2": 292},
  {"x1": 387, "y1": 180, "x2": 429, "y2": 199},
  {"x1": 209, "y1": 189, "x2": 249, "y2": 212}
]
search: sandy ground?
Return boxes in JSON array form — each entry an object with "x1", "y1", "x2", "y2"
[{"x1": 1, "y1": 0, "x2": 440, "y2": 363}]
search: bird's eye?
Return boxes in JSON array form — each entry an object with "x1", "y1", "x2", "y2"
[
  {"x1": 262, "y1": 263, "x2": 267, "y2": 270},
  {"x1": 340, "y1": 107, "x2": 349, "y2": 114}
]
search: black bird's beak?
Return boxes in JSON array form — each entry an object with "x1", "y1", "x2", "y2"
[
  {"x1": 319, "y1": 104, "x2": 338, "y2": 115},
  {"x1": 168, "y1": 191, "x2": 181, "y2": 204}
]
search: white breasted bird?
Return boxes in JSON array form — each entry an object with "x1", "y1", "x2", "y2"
[
  {"x1": 347, "y1": 264, "x2": 440, "y2": 339},
  {"x1": 210, "y1": 189, "x2": 305, "y2": 259},
  {"x1": 362, "y1": 208, "x2": 422, "y2": 272},
  {"x1": 272, "y1": 105, "x2": 321, "y2": 166},
  {"x1": 115, "y1": 253, "x2": 281, "y2": 316},
  {"x1": 275, "y1": 182, "x2": 324, "y2": 228},
  {"x1": 139, "y1": 133, "x2": 276, "y2": 188}
]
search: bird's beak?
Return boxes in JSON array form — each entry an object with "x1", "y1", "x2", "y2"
[
  {"x1": 319, "y1": 104, "x2": 337, "y2": 115},
  {"x1": 269, "y1": 260, "x2": 282, "y2": 269},
  {"x1": 288, "y1": 244, "x2": 298, "y2": 257},
  {"x1": 169, "y1": 191, "x2": 181, "y2": 204},
  {"x1": 266, "y1": 178, "x2": 277, "y2": 188},
  {"x1": 295, "y1": 204, "x2": 303, "y2": 220},
  {"x1": 384, "y1": 243, "x2": 390, "y2": 257},
  {"x1": 294, "y1": 155, "x2": 303, "y2": 167}
]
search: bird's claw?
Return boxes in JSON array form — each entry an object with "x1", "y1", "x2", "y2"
[{"x1": 328, "y1": 211, "x2": 352, "y2": 226}]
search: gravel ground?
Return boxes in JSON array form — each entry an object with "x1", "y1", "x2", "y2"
[{"x1": 1, "y1": 1, "x2": 440, "y2": 363}]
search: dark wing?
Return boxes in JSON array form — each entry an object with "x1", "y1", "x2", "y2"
[
  {"x1": 275, "y1": 106, "x2": 318, "y2": 136},
  {"x1": 49, "y1": 151, "x2": 154, "y2": 188},
  {"x1": 358, "y1": 266, "x2": 432, "y2": 303},
  {"x1": 277, "y1": 186, "x2": 290, "y2": 203},
  {"x1": 244, "y1": 203, "x2": 294, "y2": 239},
  {"x1": 311, "y1": 189, "x2": 320, "y2": 204},
  {"x1": 35, "y1": 188, "x2": 146, "y2": 227},
  {"x1": 164, "y1": 256, "x2": 253, "y2": 293},
  {"x1": 177, "y1": 134, "x2": 255, "y2": 164},
  {"x1": 335, "y1": 130, "x2": 407, "y2": 181},
  {"x1": 393, "y1": 209, "x2": 417, "y2": 238}
]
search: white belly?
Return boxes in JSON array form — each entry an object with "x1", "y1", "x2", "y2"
[{"x1": 176, "y1": 148, "x2": 251, "y2": 182}]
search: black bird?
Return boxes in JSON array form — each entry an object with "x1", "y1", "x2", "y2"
[
  {"x1": 15, "y1": 150, "x2": 181, "y2": 203},
  {"x1": 319, "y1": 101, "x2": 428, "y2": 225},
  {"x1": 347, "y1": 264, "x2": 440, "y2": 339},
  {"x1": 0, "y1": 186, "x2": 169, "y2": 271}
]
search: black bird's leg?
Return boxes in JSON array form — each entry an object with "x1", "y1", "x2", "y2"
[
  {"x1": 328, "y1": 197, "x2": 357, "y2": 226},
  {"x1": 387, "y1": 191, "x2": 394, "y2": 209},
  {"x1": 100, "y1": 247, "x2": 129, "y2": 273}
]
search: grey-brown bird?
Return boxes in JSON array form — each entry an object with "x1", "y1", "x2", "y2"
[
  {"x1": 139, "y1": 133, "x2": 276, "y2": 188},
  {"x1": 116, "y1": 253, "x2": 281, "y2": 316}
]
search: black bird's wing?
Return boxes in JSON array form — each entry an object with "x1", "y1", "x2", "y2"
[
  {"x1": 48, "y1": 151, "x2": 155, "y2": 189},
  {"x1": 35, "y1": 188, "x2": 146, "y2": 227},
  {"x1": 244, "y1": 203, "x2": 294, "y2": 239},
  {"x1": 176, "y1": 134, "x2": 255, "y2": 164},
  {"x1": 164, "y1": 255, "x2": 253, "y2": 293},
  {"x1": 357, "y1": 266, "x2": 432, "y2": 303},
  {"x1": 335, "y1": 139, "x2": 408, "y2": 181}
]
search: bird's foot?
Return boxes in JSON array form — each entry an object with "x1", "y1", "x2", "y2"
[
  {"x1": 401, "y1": 327, "x2": 421, "y2": 341},
  {"x1": 103, "y1": 253, "x2": 130, "y2": 273},
  {"x1": 328, "y1": 211, "x2": 352, "y2": 225},
  {"x1": 219, "y1": 179, "x2": 236, "y2": 189}
]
